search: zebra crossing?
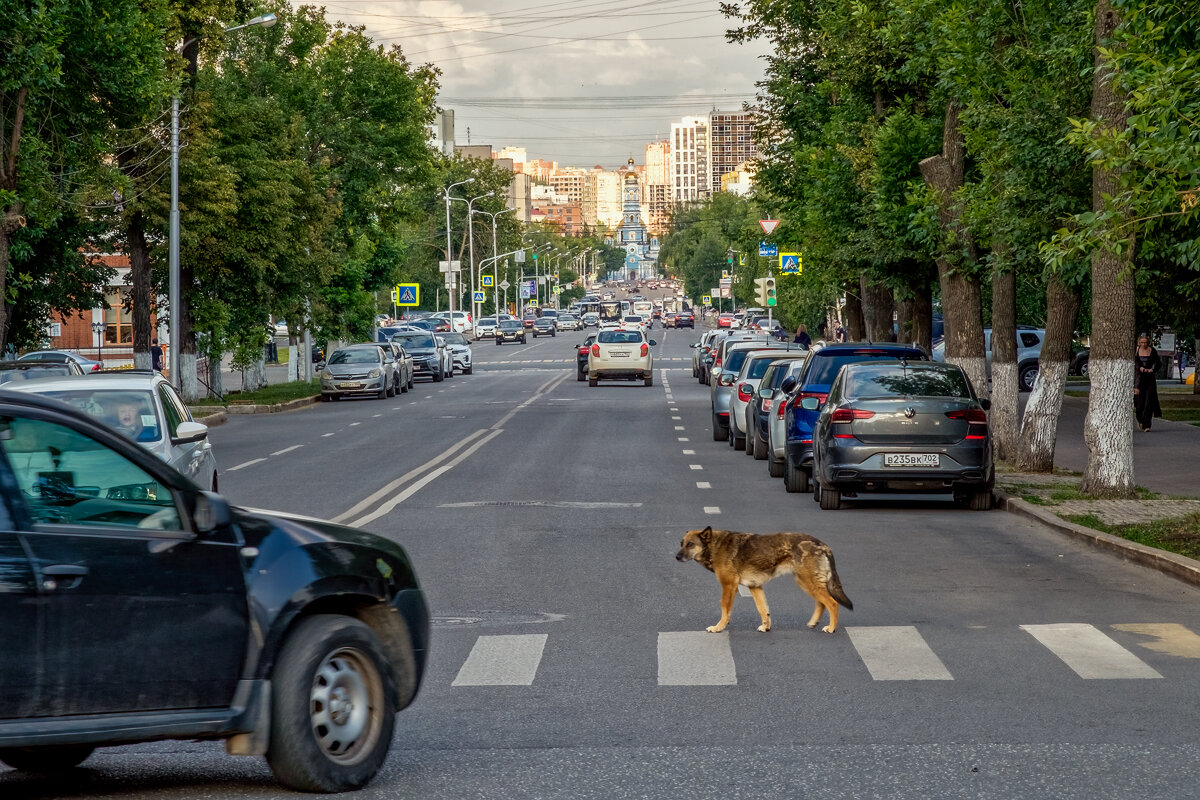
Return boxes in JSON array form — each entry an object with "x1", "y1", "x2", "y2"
[{"x1": 438, "y1": 622, "x2": 1199, "y2": 687}]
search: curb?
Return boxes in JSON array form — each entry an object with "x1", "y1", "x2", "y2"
[
  {"x1": 225, "y1": 395, "x2": 321, "y2": 415},
  {"x1": 996, "y1": 490, "x2": 1200, "y2": 590},
  {"x1": 192, "y1": 410, "x2": 228, "y2": 428}
]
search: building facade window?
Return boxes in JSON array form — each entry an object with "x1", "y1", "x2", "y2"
[{"x1": 104, "y1": 288, "x2": 133, "y2": 344}]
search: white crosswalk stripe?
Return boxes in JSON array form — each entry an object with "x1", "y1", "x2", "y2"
[
  {"x1": 657, "y1": 631, "x2": 737, "y2": 685},
  {"x1": 846, "y1": 626, "x2": 953, "y2": 680},
  {"x1": 452, "y1": 634, "x2": 548, "y2": 686},
  {"x1": 1021, "y1": 623, "x2": 1163, "y2": 679}
]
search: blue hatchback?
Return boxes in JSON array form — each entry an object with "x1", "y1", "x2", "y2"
[{"x1": 781, "y1": 343, "x2": 928, "y2": 493}]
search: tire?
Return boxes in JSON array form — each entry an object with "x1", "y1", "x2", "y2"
[
  {"x1": 496, "y1": 339, "x2": 502, "y2": 346},
  {"x1": 712, "y1": 412, "x2": 729, "y2": 442},
  {"x1": 212, "y1": 472, "x2": 219, "y2": 493},
  {"x1": 321, "y1": 393, "x2": 331, "y2": 402},
  {"x1": 1079, "y1": 357, "x2": 1089, "y2": 377},
  {"x1": 644, "y1": 372, "x2": 653, "y2": 386},
  {"x1": 577, "y1": 370, "x2": 586, "y2": 382},
  {"x1": 408, "y1": 376, "x2": 414, "y2": 389},
  {"x1": 464, "y1": 367, "x2": 472, "y2": 375},
  {"x1": 588, "y1": 376, "x2": 598, "y2": 387},
  {"x1": 1019, "y1": 362, "x2": 1038, "y2": 392},
  {"x1": 265, "y1": 615, "x2": 397, "y2": 793},
  {"x1": 819, "y1": 486, "x2": 841, "y2": 510},
  {"x1": 784, "y1": 453, "x2": 810, "y2": 493},
  {"x1": 386, "y1": 380, "x2": 395, "y2": 398},
  {"x1": 377, "y1": 385, "x2": 387, "y2": 400},
  {"x1": 969, "y1": 489, "x2": 993, "y2": 511},
  {"x1": 0, "y1": 746, "x2": 95, "y2": 772},
  {"x1": 768, "y1": 454, "x2": 784, "y2": 478},
  {"x1": 520, "y1": 337, "x2": 527, "y2": 344},
  {"x1": 433, "y1": 367, "x2": 444, "y2": 383},
  {"x1": 753, "y1": 432, "x2": 768, "y2": 461}
]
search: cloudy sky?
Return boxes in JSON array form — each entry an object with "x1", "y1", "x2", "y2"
[{"x1": 308, "y1": 0, "x2": 770, "y2": 168}]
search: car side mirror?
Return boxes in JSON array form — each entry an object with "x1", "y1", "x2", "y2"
[
  {"x1": 980, "y1": 398, "x2": 992, "y2": 411},
  {"x1": 800, "y1": 397, "x2": 820, "y2": 411},
  {"x1": 193, "y1": 491, "x2": 232, "y2": 535},
  {"x1": 173, "y1": 420, "x2": 209, "y2": 444},
  {"x1": 780, "y1": 377, "x2": 798, "y2": 394},
  {"x1": 649, "y1": 340, "x2": 657, "y2": 346},
  {"x1": 758, "y1": 387, "x2": 775, "y2": 399}
]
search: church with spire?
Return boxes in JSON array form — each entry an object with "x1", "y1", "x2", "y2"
[{"x1": 615, "y1": 157, "x2": 659, "y2": 281}]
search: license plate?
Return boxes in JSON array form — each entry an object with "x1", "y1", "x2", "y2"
[
  {"x1": 338, "y1": 382, "x2": 362, "y2": 389},
  {"x1": 611, "y1": 351, "x2": 629, "y2": 357},
  {"x1": 884, "y1": 453, "x2": 939, "y2": 467}
]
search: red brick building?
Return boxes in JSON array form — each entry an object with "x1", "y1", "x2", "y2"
[
  {"x1": 542, "y1": 203, "x2": 583, "y2": 236},
  {"x1": 43, "y1": 253, "x2": 160, "y2": 366}
]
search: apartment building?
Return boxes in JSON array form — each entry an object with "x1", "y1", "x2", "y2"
[
  {"x1": 708, "y1": 111, "x2": 757, "y2": 195},
  {"x1": 670, "y1": 116, "x2": 710, "y2": 202},
  {"x1": 644, "y1": 141, "x2": 671, "y2": 236},
  {"x1": 550, "y1": 169, "x2": 587, "y2": 207}
]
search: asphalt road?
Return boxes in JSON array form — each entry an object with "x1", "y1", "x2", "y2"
[{"x1": 6, "y1": 321, "x2": 1200, "y2": 799}]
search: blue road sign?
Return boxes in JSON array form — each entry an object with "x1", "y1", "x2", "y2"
[
  {"x1": 759, "y1": 242, "x2": 778, "y2": 257},
  {"x1": 473, "y1": 291, "x2": 485, "y2": 303},
  {"x1": 481, "y1": 275, "x2": 494, "y2": 287},
  {"x1": 396, "y1": 283, "x2": 420, "y2": 306},
  {"x1": 779, "y1": 253, "x2": 802, "y2": 274}
]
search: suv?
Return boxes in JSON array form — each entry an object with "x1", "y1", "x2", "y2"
[
  {"x1": 780, "y1": 342, "x2": 928, "y2": 493},
  {"x1": 431, "y1": 310, "x2": 474, "y2": 337},
  {"x1": 0, "y1": 390, "x2": 428, "y2": 792},
  {"x1": 587, "y1": 328, "x2": 656, "y2": 386},
  {"x1": 710, "y1": 338, "x2": 790, "y2": 443},
  {"x1": 932, "y1": 327, "x2": 1045, "y2": 391},
  {"x1": 6, "y1": 371, "x2": 219, "y2": 491}
]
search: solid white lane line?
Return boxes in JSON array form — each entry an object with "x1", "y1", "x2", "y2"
[
  {"x1": 349, "y1": 429, "x2": 504, "y2": 527},
  {"x1": 227, "y1": 458, "x2": 267, "y2": 472},
  {"x1": 331, "y1": 428, "x2": 491, "y2": 524},
  {"x1": 452, "y1": 634, "x2": 548, "y2": 686},
  {"x1": 491, "y1": 373, "x2": 569, "y2": 429},
  {"x1": 1021, "y1": 623, "x2": 1162, "y2": 679},
  {"x1": 270, "y1": 445, "x2": 303, "y2": 456},
  {"x1": 846, "y1": 626, "x2": 953, "y2": 681},
  {"x1": 658, "y1": 631, "x2": 736, "y2": 686}
]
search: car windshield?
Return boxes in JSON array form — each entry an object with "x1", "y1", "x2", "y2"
[
  {"x1": 31, "y1": 388, "x2": 162, "y2": 443},
  {"x1": 391, "y1": 333, "x2": 436, "y2": 348},
  {"x1": 499, "y1": 321, "x2": 521, "y2": 330},
  {"x1": 807, "y1": 350, "x2": 925, "y2": 386},
  {"x1": 598, "y1": 330, "x2": 643, "y2": 344},
  {"x1": 329, "y1": 348, "x2": 380, "y2": 364},
  {"x1": 480, "y1": 318, "x2": 497, "y2": 325},
  {"x1": 844, "y1": 366, "x2": 971, "y2": 399},
  {"x1": 442, "y1": 333, "x2": 467, "y2": 345}
]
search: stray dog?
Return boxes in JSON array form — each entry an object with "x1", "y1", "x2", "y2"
[{"x1": 675, "y1": 526, "x2": 853, "y2": 634}]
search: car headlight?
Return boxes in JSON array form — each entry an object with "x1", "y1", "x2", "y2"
[
  {"x1": 320, "y1": 369, "x2": 333, "y2": 380},
  {"x1": 368, "y1": 368, "x2": 382, "y2": 378}
]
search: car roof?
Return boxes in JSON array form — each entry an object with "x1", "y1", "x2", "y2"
[{"x1": 1, "y1": 372, "x2": 164, "y2": 390}]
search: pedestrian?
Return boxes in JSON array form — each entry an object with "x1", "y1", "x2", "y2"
[
  {"x1": 835, "y1": 323, "x2": 847, "y2": 342},
  {"x1": 1133, "y1": 332, "x2": 1162, "y2": 432},
  {"x1": 151, "y1": 338, "x2": 163, "y2": 374},
  {"x1": 793, "y1": 323, "x2": 811, "y2": 348}
]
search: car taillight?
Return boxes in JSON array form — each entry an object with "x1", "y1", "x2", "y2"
[
  {"x1": 791, "y1": 391, "x2": 828, "y2": 408},
  {"x1": 640, "y1": 342, "x2": 649, "y2": 357},
  {"x1": 737, "y1": 383, "x2": 753, "y2": 402},
  {"x1": 762, "y1": 399, "x2": 772, "y2": 413},
  {"x1": 831, "y1": 408, "x2": 874, "y2": 423},
  {"x1": 714, "y1": 357, "x2": 722, "y2": 368},
  {"x1": 776, "y1": 401, "x2": 787, "y2": 419},
  {"x1": 578, "y1": 347, "x2": 589, "y2": 355},
  {"x1": 591, "y1": 344, "x2": 600, "y2": 357},
  {"x1": 945, "y1": 408, "x2": 988, "y2": 423}
]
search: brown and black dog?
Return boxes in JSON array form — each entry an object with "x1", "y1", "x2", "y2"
[{"x1": 675, "y1": 526, "x2": 853, "y2": 634}]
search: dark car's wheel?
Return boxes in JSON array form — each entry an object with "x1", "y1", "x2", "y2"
[
  {"x1": 577, "y1": 369, "x2": 586, "y2": 382},
  {"x1": 1079, "y1": 356, "x2": 1089, "y2": 377},
  {"x1": 753, "y1": 432, "x2": 768, "y2": 460},
  {"x1": 266, "y1": 615, "x2": 397, "y2": 793},
  {"x1": 0, "y1": 745, "x2": 95, "y2": 772},
  {"x1": 818, "y1": 485, "x2": 841, "y2": 510},
  {"x1": 433, "y1": 367, "x2": 444, "y2": 382},
  {"x1": 520, "y1": 336, "x2": 527, "y2": 343},
  {"x1": 377, "y1": 384, "x2": 388, "y2": 399},
  {"x1": 399, "y1": 378, "x2": 408, "y2": 393},
  {"x1": 768, "y1": 453, "x2": 784, "y2": 477},
  {"x1": 496, "y1": 339, "x2": 502, "y2": 346},
  {"x1": 968, "y1": 489, "x2": 993, "y2": 511},
  {"x1": 784, "y1": 453, "x2": 810, "y2": 493},
  {"x1": 321, "y1": 393, "x2": 332, "y2": 402},
  {"x1": 712, "y1": 412, "x2": 728, "y2": 442},
  {"x1": 588, "y1": 376, "x2": 598, "y2": 387},
  {"x1": 464, "y1": 366, "x2": 473, "y2": 375},
  {"x1": 1019, "y1": 362, "x2": 1038, "y2": 392}
]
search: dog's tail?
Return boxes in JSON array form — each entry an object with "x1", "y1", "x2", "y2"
[{"x1": 824, "y1": 551, "x2": 853, "y2": 611}]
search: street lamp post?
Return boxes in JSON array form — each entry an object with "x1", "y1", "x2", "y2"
[
  {"x1": 169, "y1": 12, "x2": 277, "y2": 392},
  {"x1": 442, "y1": 177, "x2": 475, "y2": 324},
  {"x1": 91, "y1": 322, "x2": 105, "y2": 366},
  {"x1": 472, "y1": 206, "x2": 516, "y2": 320},
  {"x1": 456, "y1": 191, "x2": 493, "y2": 327}
]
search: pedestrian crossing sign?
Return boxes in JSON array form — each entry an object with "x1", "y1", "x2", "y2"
[
  {"x1": 395, "y1": 283, "x2": 420, "y2": 306},
  {"x1": 779, "y1": 253, "x2": 802, "y2": 274},
  {"x1": 702, "y1": 295, "x2": 712, "y2": 306},
  {"x1": 482, "y1": 275, "x2": 494, "y2": 287},
  {"x1": 473, "y1": 291, "x2": 485, "y2": 303}
]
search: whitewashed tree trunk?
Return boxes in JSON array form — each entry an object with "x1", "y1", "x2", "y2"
[
  {"x1": 245, "y1": 356, "x2": 267, "y2": 392},
  {"x1": 180, "y1": 352, "x2": 202, "y2": 402},
  {"x1": 207, "y1": 355, "x2": 223, "y2": 399},
  {"x1": 1016, "y1": 360, "x2": 1070, "y2": 472},
  {"x1": 991, "y1": 361, "x2": 1020, "y2": 461},
  {"x1": 1082, "y1": 358, "x2": 1135, "y2": 494},
  {"x1": 133, "y1": 352, "x2": 152, "y2": 370}
]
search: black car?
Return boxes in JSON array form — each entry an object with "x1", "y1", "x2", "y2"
[
  {"x1": 532, "y1": 317, "x2": 557, "y2": 338},
  {"x1": 575, "y1": 333, "x2": 598, "y2": 381},
  {"x1": 390, "y1": 330, "x2": 448, "y2": 381},
  {"x1": 676, "y1": 310, "x2": 695, "y2": 329},
  {"x1": 496, "y1": 319, "x2": 526, "y2": 345},
  {"x1": 0, "y1": 390, "x2": 428, "y2": 792}
]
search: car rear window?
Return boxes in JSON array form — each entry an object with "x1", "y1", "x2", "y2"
[
  {"x1": 598, "y1": 330, "x2": 643, "y2": 344},
  {"x1": 805, "y1": 350, "x2": 925, "y2": 386},
  {"x1": 844, "y1": 367, "x2": 970, "y2": 399},
  {"x1": 391, "y1": 333, "x2": 436, "y2": 348}
]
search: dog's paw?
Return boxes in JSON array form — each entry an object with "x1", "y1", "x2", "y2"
[
  {"x1": 756, "y1": 623, "x2": 771, "y2": 633},
  {"x1": 706, "y1": 624, "x2": 727, "y2": 633},
  {"x1": 821, "y1": 625, "x2": 836, "y2": 634},
  {"x1": 806, "y1": 621, "x2": 818, "y2": 630}
]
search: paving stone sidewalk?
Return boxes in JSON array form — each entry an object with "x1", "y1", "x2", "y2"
[{"x1": 996, "y1": 472, "x2": 1200, "y2": 526}]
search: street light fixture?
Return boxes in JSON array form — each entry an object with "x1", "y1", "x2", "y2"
[
  {"x1": 442, "y1": 177, "x2": 474, "y2": 316},
  {"x1": 169, "y1": 12, "x2": 278, "y2": 391},
  {"x1": 454, "y1": 190, "x2": 493, "y2": 325},
  {"x1": 472, "y1": 206, "x2": 516, "y2": 318},
  {"x1": 91, "y1": 322, "x2": 106, "y2": 366}
]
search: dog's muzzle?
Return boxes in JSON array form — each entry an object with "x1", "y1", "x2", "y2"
[{"x1": 675, "y1": 551, "x2": 690, "y2": 562}]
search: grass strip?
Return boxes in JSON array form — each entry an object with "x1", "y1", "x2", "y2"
[
  {"x1": 192, "y1": 379, "x2": 320, "y2": 406},
  {"x1": 1063, "y1": 512, "x2": 1200, "y2": 562}
]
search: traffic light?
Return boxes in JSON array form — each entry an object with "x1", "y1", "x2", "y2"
[
  {"x1": 764, "y1": 276, "x2": 777, "y2": 307},
  {"x1": 754, "y1": 277, "x2": 768, "y2": 306},
  {"x1": 532, "y1": 252, "x2": 538, "y2": 261}
]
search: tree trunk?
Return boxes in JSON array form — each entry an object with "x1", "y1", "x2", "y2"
[
  {"x1": 0, "y1": 204, "x2": 25, "y2": 354},
  {"x1": 990, "y1": 264, "x2": 1019, "y2": 463},
  {"x1": 842, "y1": 280, "x2": 865, "y2": 341},
  {"x1": 127, "y1": 208, "x2": 153, "y2": 370},
  {"x1": 860, "y1": 275, "x2": 895, "y2": 341},
  {"x1": 1081, "y1": 0, "x2": 1135, "y2": 497},
  {"x1": 1194, "y1": 338, "x2": 1199, "y2": 395},
  {"x1": 178, "y1": 262, "x2": 202, "y2": 400},
  {"x1": 919, "y1": 100, "x2": 988, "y2": 400},
  {"x1": 1016, "y1": 275, "x2": 1081, "y2": 471}
]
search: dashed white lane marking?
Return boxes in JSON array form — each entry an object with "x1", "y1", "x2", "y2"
[
  {"x1": 689, "y1": 464, "x2": 703, "y2": 470},
  {"x1": 696, "y1": 481, "x2": 711, "y2": 489},
  {"x1": 658, "y1": 632, "x2": 736, "y2": 686},
  {"x1": 452, "y1": 634, "x2": 548, "y2": 686},
  {"x1": 672, "y1": 416, "x2": 682, "y2": 420},
  {"x1": 270, "y1": 445, "x2": 303, "y2": 456},
  {"x1": 227, "y1": 458, "x2": 267, "y2": 472},
  {"x1": 678, "y1": 437, "x2": 689, "y2": 442},
  {"x1": 671, "y1": 408, "x2": 679, "y2": 412},
  {"x1": 349, "y1": 422, "x2": 361, "y2": 426},
  {"x1": 674, "y1": 426, "x2": 685, "y2": 431},
  {"x1": 373, "y1": 413, "x2": 382, "y2": 418},
  {"x1": 1021, "y1": 623, "x2": 1162, "y2": 679},
  {"x1": 738, "y1": 586, "x2": 752, "y2": 597},
  {"x1": 683, "y1": 449, "x2": 695, "y2": 455},
  {"x1": 703, "y1": 506, "x2": 721, "y2": 514},
  {"x1": 322, "y1": 432, "x2": 335, "y2": 437},
  {"x1": 846, "y1": 626, "x2": 954, "y2": 681}
]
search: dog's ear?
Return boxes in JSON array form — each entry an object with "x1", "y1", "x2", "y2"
[{"x1": 699, "y1": 526, "x2": 713, "y2": 543}]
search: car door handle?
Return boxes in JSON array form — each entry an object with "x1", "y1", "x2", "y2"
[{"x1": 42, "y1": 564, "x2": 88, "y2": 590}]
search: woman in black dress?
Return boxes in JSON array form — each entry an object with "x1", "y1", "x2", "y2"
[{"x1": 1134, "y1": 333, "x2": 1162, "y2": 431}]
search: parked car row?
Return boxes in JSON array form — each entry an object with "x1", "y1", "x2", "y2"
[
  {"x1": 326, "y1": 328, "x2": 475, "y2": 400},
  {"x1": 695, "y1": 331, "x2": 995, "y2": 511}
]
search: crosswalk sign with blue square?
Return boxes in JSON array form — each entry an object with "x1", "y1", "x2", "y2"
[
  {"x1": 473, "y1": 291, "x2": 485, "y2": 302},
  {"x1": 481, "y1": 275, "x2": 494, "y2": 287},
  {"x1": 779, "y1": 253, "x2": 802, "y2": 274},
  {"x1": 395, "y1": 283, "x2": 420, "y2": 306}
]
